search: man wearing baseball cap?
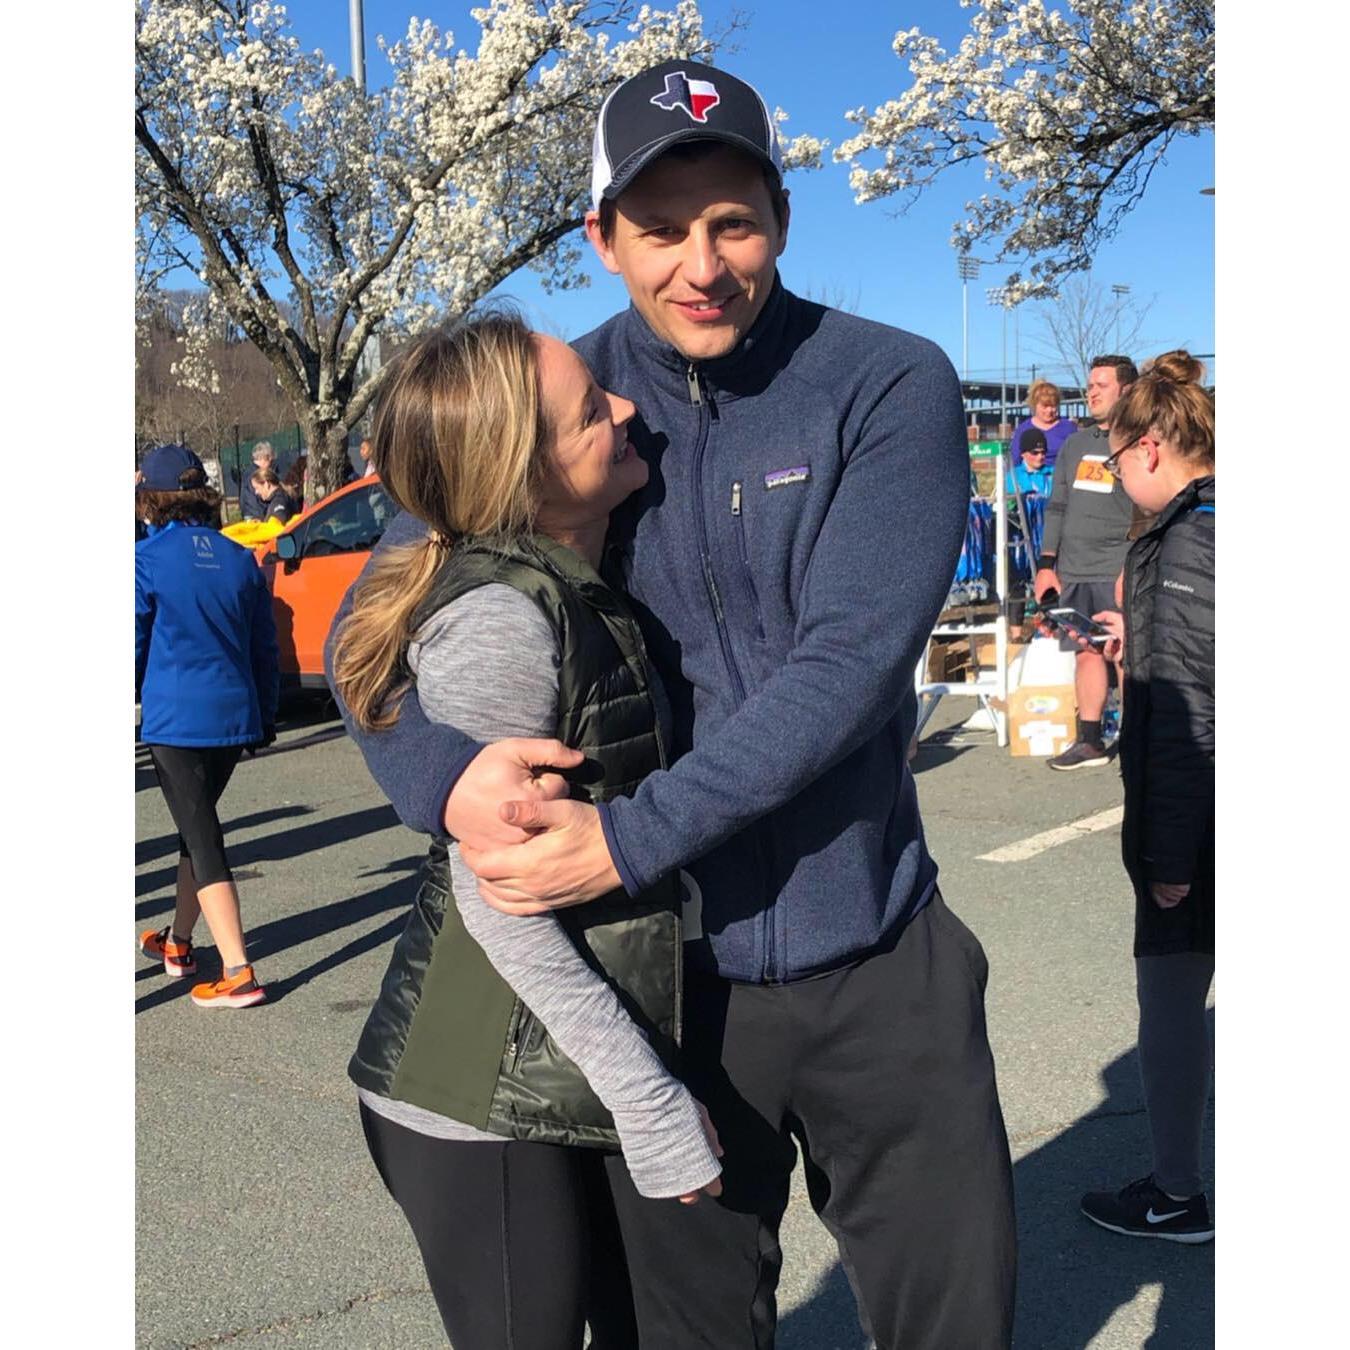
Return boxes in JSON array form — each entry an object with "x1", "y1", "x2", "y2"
[{"x1": 328, "y1": 58, "x2": 1015, "y2": 1349}]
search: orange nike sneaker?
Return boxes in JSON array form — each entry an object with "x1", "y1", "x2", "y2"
[
  {"x1": 190, "y1": 966, "x2": 267, "y2": 1009},
  {"x1": 138, "y1": 926, "x2": 196, "y2": 978}
]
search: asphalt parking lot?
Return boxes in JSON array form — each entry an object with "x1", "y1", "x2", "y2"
[{"x1": 135, "y1": 695, "x2": 1214, "y2": 1348}]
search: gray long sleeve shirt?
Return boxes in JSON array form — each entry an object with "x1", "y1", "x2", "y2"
[
  {"x1": 1040, "y1": 424, "x2": 1135, "y2": 582},
  {"x1": 358, "y1": 584, "x2": 720, "y2": 1200}
]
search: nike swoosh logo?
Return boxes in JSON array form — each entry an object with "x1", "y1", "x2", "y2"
[{"x1": 1146, "y1": 1207, "x2": 1189, "y2": 1224}]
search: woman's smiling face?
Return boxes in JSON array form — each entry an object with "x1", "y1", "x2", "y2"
[{"x1": 532, "y1": 335, "x2": 647, "y2": 536}]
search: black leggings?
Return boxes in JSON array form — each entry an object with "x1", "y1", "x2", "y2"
[
  {"x1": 358, "y1": 1103, "x2": 637, "y2": 1350},
  {"x1": 147, "y1": 744, "x2": 242, "y2": 887}
]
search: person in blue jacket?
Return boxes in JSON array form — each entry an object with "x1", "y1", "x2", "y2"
[
  {"x1": 1008, "y1": 426, "x2": 1055, "y2": 496},
  {"x1": 136, "y1": 444, "x2": 279, "y2": 1009},
  {"x1": 326, "y1": 60, "x2": 1015, "y2": 1349}
]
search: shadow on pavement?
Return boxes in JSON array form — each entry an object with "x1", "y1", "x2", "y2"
[
  {"x1": 763, "y1": 1028, "x2": 1215, "y2": 1349},
  {"x1": 134, "y1": 862, "x2": 423, "y2": 1014},
  {"x1": 135, "y1": 803, "x2": 404, "y2": 898},
  {"x1": 778, "y1": 1262, "x2": 869, "y2": 1349},
  {"x1": 135, "y1": 805, "x2": 316, "y2": 867},
  {"x1": 910, "y1": 734, "x2": 980, "y2": 772},
  {"x1": 1011, "y1": 1029, "x2": 1215, "y2": 1349}
]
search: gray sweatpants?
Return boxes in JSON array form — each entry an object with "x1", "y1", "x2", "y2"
[{"x1": 1136, "y1": 952, "x2": 1215, "y2": 1197}]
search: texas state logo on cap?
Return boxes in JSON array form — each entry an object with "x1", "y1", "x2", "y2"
[
  {"x1": 649, "y1": 70, "x2": 721, "y2": 124},
  {"x1": 591, "y1": 58, "x2": 783, "y2": 210}
]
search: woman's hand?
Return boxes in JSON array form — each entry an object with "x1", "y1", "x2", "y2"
[
  {"x1": 1091, "y1": 610, "x2": 1125, "y2": 662},
  {"x1": 678, "y1": 1100, "x2": 725, "y2": 1205},
  {"x1": 1149, "y1": 881, "x2": 1191, "y2": 909}
]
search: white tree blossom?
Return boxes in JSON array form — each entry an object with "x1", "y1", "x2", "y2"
[
  {"x1": 836, "y1": 0, "x2": 1214, "y2": 302},
  {"x1": 137, "y1": 0, "x2": 821, "y2": 492}
]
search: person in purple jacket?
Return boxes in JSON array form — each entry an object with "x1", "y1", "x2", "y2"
[
  {"x1": 1011, "y1": 377, "x2": 1079, "y2": 467},
  {"x1": 136, "y1": 444, "x2": 279, "y2": 1009},
  {"x1": 327, "y1": 60, "x2": 1015, "y2": 1350}
]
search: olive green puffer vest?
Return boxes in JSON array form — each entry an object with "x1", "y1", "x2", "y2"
[{"x1": 347, "y1": 533, "x2": 682, "y2": 1149}]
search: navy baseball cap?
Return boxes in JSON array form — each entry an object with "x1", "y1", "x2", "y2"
[
  {"x1": 590, "y1": 59, "x2": 783, "y2": 210},
  {"x1": 139, "y1": 443, "x2": 206, "y2": 490}
]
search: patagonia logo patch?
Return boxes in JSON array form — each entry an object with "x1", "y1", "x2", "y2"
[{"x1": 764, "y1": 465, "x2": 810, "y2": 490}]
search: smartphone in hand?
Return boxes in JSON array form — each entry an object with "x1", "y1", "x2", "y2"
[{"x1": 1045, "y1": 607, "x2": 1112, "y2": 643}]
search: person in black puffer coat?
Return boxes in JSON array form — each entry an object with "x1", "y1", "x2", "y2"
[{"x1": 1076, "y1": 350, "x2": 1215, "y2": 1245}]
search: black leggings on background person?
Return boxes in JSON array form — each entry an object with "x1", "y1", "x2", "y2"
[
  {"x1": 1136, "y1": 952, "x2": 1214, "y2": 1198},
  {"x1": 358, "y1": 1104, "x2": 639, "y2": 1350},
  {"x1": 147, "y1": 744, "x2": 243, "y2": 887},
  {"x1": 601, "y1": 890, "x2": 1017, "y2": 1350}
]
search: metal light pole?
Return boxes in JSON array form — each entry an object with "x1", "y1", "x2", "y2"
[
  {"x1": 987, "y1": 287, "x2": 1010, "y2": 437},
  {"x1": 957, "y1": 254, "x2": 981, "y2": 381},
  {"x1": 1111, "y1": 283, "x2": 1130, "y2": 353},
  {"x1": 349, "y1": 0, "x2": 366, "y2": 90}
]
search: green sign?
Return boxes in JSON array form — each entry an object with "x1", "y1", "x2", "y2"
[{"x1": 969, "y1": 440, "x2": 1007, "y2": 458}]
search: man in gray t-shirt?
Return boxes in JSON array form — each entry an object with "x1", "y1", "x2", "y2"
[{"x1": 1034, "y1": 354, "x2": 1138, "y2": 770}]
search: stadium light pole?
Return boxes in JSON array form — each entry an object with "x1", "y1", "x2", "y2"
[
  {"x1": 1111, "y1": 282, "x2": 1130, "y2": 353},
  {"x1": 349, "y1": 0, "x2": 366, "y2": 90},
  {"x1": 958, "y1": 254, "x2": 981, "y2": 381},
  {"x1": 987, "y1": 287, "x2": 1011, "y2": 438}
]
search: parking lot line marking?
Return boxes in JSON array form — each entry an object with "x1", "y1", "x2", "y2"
[{"x1": 977, "y1": 805, "x2": 1124, "y2": 863}]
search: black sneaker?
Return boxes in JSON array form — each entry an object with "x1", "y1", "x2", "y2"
[
  {"x1": 1080, "y1": 1175, "x2": 1213, "y2": 1244},
  {"x1": 1047, "y1": 739, "x2": 1110, "y2": 771}
]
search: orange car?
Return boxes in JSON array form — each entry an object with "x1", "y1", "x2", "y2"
[{"x1": 254, "y1": 475, "x2": 397, "y2": 689}]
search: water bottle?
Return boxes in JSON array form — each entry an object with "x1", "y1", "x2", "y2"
[{"x1": 1102, "y1": 686, "x2": 1122, "y2": 743}]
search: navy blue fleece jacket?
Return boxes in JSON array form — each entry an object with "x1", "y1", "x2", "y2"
[{"x1": 325, "y1": 279, "x2": 968, "y2": 983}]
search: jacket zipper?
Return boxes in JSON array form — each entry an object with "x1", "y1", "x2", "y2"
[
  {"x1": 731, "y1": 481, "x2": 765, "y2": 640},
  {"x1": 688, "y1": 365, "x2": 777, "y2": 981},
  {"x1": 688, "y1": 364, "x2": 745, "y2": 704},
  {"x1": 505, "y1": 999, "x2": 528, "y2": 1070}
]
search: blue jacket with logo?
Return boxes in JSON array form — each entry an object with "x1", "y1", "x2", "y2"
[
  {"x1": 326, "y1": 280, "x2": 968, "y2": 982},
  {"x1": 136, "y1": 521, "x2": 280, "y2": 747}
]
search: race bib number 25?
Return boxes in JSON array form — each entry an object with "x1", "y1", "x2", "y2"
[{"x1": 1073, "y1": 454, "x2": 1117, "y2": 494}]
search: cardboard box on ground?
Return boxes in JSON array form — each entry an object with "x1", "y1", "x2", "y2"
[
  {"x1": 1007, "y1": 639, "x2": 1078, "y2": 757},
  {"x1": 922, "y1": 626, "x2": 1078, "y2": 757},
  {"x1": 1006, "y1": 684, "x2": 1077, "y2": 757}
]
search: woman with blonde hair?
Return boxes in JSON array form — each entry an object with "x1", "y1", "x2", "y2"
[
  {"x1": 332, "y1": 309, "x2": 721, "y2": 1348},
  {"x1": 1011, "y1": 377, "x2": 1078, "y2": 467},
  {"x1": 1078, "y1": 350, "x2": 1215, "y2": 1244}
]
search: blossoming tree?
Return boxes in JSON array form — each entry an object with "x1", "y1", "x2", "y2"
[
  {"x1": 137, "y1": 0, "x2": 819, "y2": 495},
  {"x1": 836, "y1": 0, "x2": 1214, "y2": 301}
]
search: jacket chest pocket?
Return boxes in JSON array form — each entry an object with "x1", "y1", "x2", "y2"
[
  {"x1": 728, "y1": 461, "x2": 815, "y2": 643},
  {"x1": 730, "y1": 480, "x2": 765, "y2": 640}
]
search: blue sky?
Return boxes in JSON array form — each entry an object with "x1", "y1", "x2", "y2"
[{"x1": 224, "y1": 1, "x2": 1216, "y2": 388}]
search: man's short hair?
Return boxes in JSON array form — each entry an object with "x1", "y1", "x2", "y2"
[
  {"x1": 596, "y1": 141, "x2": 788, "y2": 245},
  {"x1": 252, "y1": 441, "x2": 275, "y2": 464},
  {"x1": 1089, "y1": 355, "x2": 1139, "y2": 387}
]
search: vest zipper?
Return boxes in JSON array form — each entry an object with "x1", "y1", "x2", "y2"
[{"x1": 504, "y1": 999, "x2": 527, "y2": 1069}]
